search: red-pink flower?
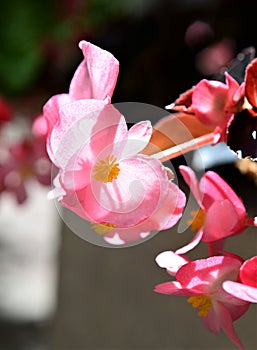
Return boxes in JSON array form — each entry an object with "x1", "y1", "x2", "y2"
[
  {"x1": 43, "y1": 40, "x2": 119, "y2": 163},
  {"x1": 0, "y1": 97, "x2": 12, "y2": 128},
  {"x1": 50, "y1": 101, "x2": 185, "y2": 245},
  {"x1": 223, "y1": 256, "x2": 257, "y2": 303},
  {"x1": 155, "y1": 255, "x2": 249, "y2": 350},
  {"x1": 176, "y1": 166, "x2": 247, "y2": 254},
  {"x1": 0, "y1": 116, "x2": 51, "y2": 204},
  {"x1": 192, "y1": 72, "x2": 244, "y2": 142}
]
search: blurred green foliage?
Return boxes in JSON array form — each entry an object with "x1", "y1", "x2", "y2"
[
  {"x1": 0, "y1": 1, "x2": 58, "y2": 96},
  {"x1": 0, "y1": 0, "x2": 144, "y2": 97}
]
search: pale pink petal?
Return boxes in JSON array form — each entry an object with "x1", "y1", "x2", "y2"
[
  {"x1": 50, "y1": 99, "x2": 106, "y2": 167},
  {"x1": 192, "y1": 79, "x2": 229, "y2": 127},
  {"x1": 60, "y1": 168, "x2": 91, "y2": 191},
  {"x1": 148, "y1": 181, "x2": 186, "y2": 230},
  {"x1": 223, "y1": 281, "x2": 257, "y2": 303},
  {"x1": 179, "y1": 165, "x2": 203, "y2": 206},
  {"x1": 239, "y1": 256, "x2": 257, "y2": 288},
  {"x1": 225, "y1": 72, "x2": 241, "y2": 108},
  {"x1": 103, "y1": 223, "x2": 150, "y2": 245},
  {"x1": 215, "y1": 301, "x2": 245, "y2": 350},
  {"x1": 155, "y1": 251, "x2": 190, "y2": 276},
  {"x1": 201, "y1": 307, "x2": 221, "y2": 334},
  {"x1": 120, "y1": 120, "x2": 152, "y2": 158},
  {"x1": 175, "y1": 228, "x2": 204, "y2": 255},
  {"x1": 43, "y1": 93, "x2": 70, "y2": 132},
  {"x1": 32, "y1": 115, "x2": 48, "y2": 137},
  {"x1": 154, "y1": 281, "x2": 195, "y2": 296},
  {"x1": 87, "y1": 104, "x2": 128, "y2": 159},
  {"x1": 69, "y1": 40, "x2": 119, "y2": 101},
  {"x1": 43, "y1": 94, "x2": 71, "y2": 161}
]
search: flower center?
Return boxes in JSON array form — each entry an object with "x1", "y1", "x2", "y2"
[
  {"x1": 188, "y1": 208, "x2": 205, "y2": 231},
  {"x1": 92, "y1": 222, "x2": 116, "y2": 235},
  {"x1": 93, "y1": 155, "x2": 120, "y2": 182},
  {"x1": 187, "y1": 295, "x2": 212, "y2": 317}
]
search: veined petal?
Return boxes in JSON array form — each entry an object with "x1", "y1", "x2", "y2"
[{"x1": 69, "y1": 40, "x2": 119, "y2": 101}]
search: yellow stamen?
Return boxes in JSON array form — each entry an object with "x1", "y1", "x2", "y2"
[
  {"x1": 187, "y1": 295, "x2": 212, "y2": 317},
  {"x1": 92, "y1": 222, "x2": 116, "y2": 235},
  {"x1": 188, "y1": 208, "x2": 205, "y2": 231},
  {"x1": 93, "y1": 155, "x2": 120, "y2": 182}
]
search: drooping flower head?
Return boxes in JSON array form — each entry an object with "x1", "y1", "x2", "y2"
[
  {"x1": 175, "y1": 166, "x2": 247, "y2": 255},
  {"x1": 155, "y1": 254, "x2": 250, "y2": 350}
]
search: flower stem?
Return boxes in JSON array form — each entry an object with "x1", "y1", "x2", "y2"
[{"x1": 151, "y1": 132, "x2": 216, "y2": 162}]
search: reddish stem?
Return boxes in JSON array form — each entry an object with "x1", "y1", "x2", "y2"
[{"x1": 152, "y1": 132, "x2": 216, "y2": 162}]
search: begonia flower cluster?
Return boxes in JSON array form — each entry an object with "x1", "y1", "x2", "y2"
[
  {"x1": 0, "y1": 108, "x2": 51, "y2": 203},
  {"x1": 41, "y1": 40, "x2": 257, "y2": 348}
]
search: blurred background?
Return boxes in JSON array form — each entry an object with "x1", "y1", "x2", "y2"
[{"x1": 0, "y1": 0, "x2": 256, "y2": 349}]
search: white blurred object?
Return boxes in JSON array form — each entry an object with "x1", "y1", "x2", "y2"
[
  {"x1": 191, "y1": 142, "x2": 237, "y2": 171},
  {"x1": 0, "y1": 180, "x2": 60, "y2": 322}
]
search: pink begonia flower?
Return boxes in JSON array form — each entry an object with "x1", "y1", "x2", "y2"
[
  {"x1": 43, "y1": 40, "x2": 119, "y2": 163},
  {"x1": 50, "y1": 101, "x2": 185, "y2": 245},
  {"x1": 223, "y1": 256, "x2": 257, "y2": 303},
  {"x1": 191, "y1": 72, "x2": 244, "y2": 143},
  {"x1": 175, "y1": 166, "x2": 247, "y2": 255},
  {"x1": 155, "y1": 255, "x2": 250, "y2": 350}
]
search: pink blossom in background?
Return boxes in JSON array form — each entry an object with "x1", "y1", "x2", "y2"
[
  {"x1": 43, "y1": 40, "x2": 119, "y2": 163},
  {"x1": 0, "y1": 116, "x2": 51, "y2": 204},
  {"x1": 155, "y1": 255, "x2": 250, "y2": 350},
  {"x1": 175, "y1": 166, "x2": 247, "y2": 255},
  {"x1": 49, "y1": 101, "x2": 185, "y2": 245},
  {"x1": 0, "y1": 97, "x2": 13, "y2": 127},
  {"x1": 195, "y1": 39, "x2": 235, "y2": 76}
]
